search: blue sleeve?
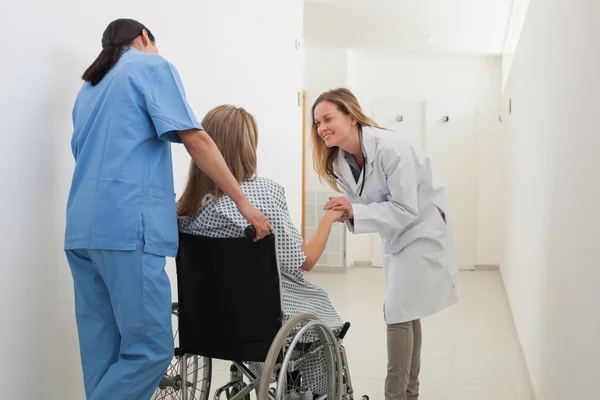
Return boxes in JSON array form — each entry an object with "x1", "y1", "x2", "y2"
[{"x1": 144, "y1": 61, "x2": 202, "y2": 143}]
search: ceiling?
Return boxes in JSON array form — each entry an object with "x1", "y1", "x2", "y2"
[{"x1": 304, "y1": 0, "x2": 514, "y2": 56}]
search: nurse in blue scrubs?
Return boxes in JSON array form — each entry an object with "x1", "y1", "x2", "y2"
[{"x1": 64, "y1": 19, "x2": 270, "y2": 400}]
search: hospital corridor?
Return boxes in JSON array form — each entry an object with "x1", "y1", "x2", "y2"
[
  {"x1": 206, "y1": 268, "x2": 533, "y2": 400},
  {"x1": 2, "y1": 0, "x2": 600, "y2": 400}
]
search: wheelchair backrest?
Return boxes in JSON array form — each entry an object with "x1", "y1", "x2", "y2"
[{"x1": 175, "y1": 232, "x2": 283, "y2": 362}]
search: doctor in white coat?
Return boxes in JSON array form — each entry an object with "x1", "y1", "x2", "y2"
[{"x1": 311, "y1": 88, "x2": 459, "y2": 400}]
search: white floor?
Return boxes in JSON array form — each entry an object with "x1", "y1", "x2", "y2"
[{"x1": 209, "y1": 268, "x2": 535, "y2": 400}]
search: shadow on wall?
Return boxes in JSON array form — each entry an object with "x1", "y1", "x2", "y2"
[{"x1": 41, "y1": 46, "x2": 86, "y2": 399}]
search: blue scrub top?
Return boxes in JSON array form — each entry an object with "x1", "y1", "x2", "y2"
[{"x1": 65, "y1": 47, "x2": 202, "y2": 257}]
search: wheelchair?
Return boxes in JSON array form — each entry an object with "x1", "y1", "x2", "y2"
[{"x1": 153, "y1": 228, "x2": 368, "y2": 400}]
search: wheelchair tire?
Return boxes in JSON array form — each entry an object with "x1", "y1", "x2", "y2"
[
  {"x1": 152, "y1": 303, "x2": 212, "y2": 400},
  {"x1": 257, "y1": 313, "x2": 343, "y2": 400}
]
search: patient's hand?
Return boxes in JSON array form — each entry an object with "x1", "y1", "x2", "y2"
[{"x1": 326, "y1": 209, "x2": 347, "y2": 224}]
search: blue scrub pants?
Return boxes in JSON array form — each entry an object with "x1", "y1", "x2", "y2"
[{"x1": 65, "y1": 245, "x2": 173, "y2": 400}]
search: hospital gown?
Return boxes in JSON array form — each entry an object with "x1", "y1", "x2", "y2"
[{"x1": 178, "y1": 176, "x2": 344, "y2": 395}]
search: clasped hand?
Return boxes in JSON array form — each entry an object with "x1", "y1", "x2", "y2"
[{"x1": 324, "y1": 196, "x2": 353, "y2": 220}]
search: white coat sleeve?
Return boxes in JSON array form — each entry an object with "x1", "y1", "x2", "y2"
[{"x1": 350, "y1": 148, "x2": 419, "y2": 237}]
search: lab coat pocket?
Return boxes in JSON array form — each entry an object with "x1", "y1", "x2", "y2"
[
  {"x1": 143, "y1": 187, "x2": 179, "y2": 257},
  {"x1": 401, "y1": 210, "x2": 447, "y2": 256},
  {"x1": 420, "y1": 250, "x2": 447, "y2": 269}
]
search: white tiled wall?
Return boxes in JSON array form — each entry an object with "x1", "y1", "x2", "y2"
[{"x1": 305, "y1": 191, "x2": 346, "y2": 267}]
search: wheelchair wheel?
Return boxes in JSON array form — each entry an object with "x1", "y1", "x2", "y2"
[
  {"x1": 257, "y1": 313, "x2": 343, "y2": 400},
  {"x1": 152, "y1": 303, "x2": 212, "y2": 400}
]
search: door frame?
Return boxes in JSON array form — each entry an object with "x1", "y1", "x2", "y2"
[{"x1": 301, "y1": 90, "x2": 306, "y2": 239}]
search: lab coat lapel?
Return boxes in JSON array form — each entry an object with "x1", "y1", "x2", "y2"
[
  {"x1": 334, "y1": 148, "x2": 359, "y2": 196},
  {"x1": 361, "y1": 126, "x2": 377, "y2": 184}
]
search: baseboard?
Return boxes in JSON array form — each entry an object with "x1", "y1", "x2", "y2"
[
  {"x1": 499, "y1": 269, "x2": 538, "y2": 399},
  {"x1": 311, "y1": 262, "x2": 495, "y2": 272},
  {"x1": 475, "y1": 264, "x2": 500, "y2": 271},
  {"x1": 312, "y1": 263, "x2": 499, "y2": 271},
  {"x1": 309, "y1": 264, "x2": 350, "y2": 273},
  {"x1": 352, "y1": 261, "x2": 373, "y2": 268},
  {"x1": 309, "y1": 261, "x2": 379, "y2": 273}
]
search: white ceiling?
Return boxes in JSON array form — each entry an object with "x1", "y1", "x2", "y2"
[{"x1": 304, "y1": 0, "x2": 514, "y2": 56}]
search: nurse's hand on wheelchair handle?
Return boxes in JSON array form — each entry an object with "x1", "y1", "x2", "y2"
[
  {"x1": 244, "y1": 225, "x2": 273, "y2": 240},
  {"x1": 244, "y1": 225, "x2": 258, "y2": 239},
  {"x1": 237, "y1": 199, "x2": 270, "y2": 241}
]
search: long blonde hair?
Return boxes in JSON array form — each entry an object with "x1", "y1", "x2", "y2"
[
  {"x1": 177, "y1": 105, "x2": 259, "y2": 216},
  {"x1": 311, "y1": 88, "x2": 381, "y2": 192}
]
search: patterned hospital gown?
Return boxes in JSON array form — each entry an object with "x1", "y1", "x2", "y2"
[{"x1": 178, "y1": 177, "x2": 344, "y2": 395}]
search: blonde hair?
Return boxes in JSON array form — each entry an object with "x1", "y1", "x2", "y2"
[
  {"x1": 311, "y1": 88, "x2": 381, "y2": 192},
  {"x1": 177, "y1": 105, "x2": 258, "y2": 216}
]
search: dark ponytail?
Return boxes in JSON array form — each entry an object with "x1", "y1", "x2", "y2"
[{"x1": 82, "y1": 18, "x2": 155, "y2": 86}]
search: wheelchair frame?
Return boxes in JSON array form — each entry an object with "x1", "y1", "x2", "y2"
[
  {"x1": 156, "y1": 307, "x2": 362, "y2": 400},
  {"x1": 153, "y1": 230, "x2": 368, "y2": 400}
]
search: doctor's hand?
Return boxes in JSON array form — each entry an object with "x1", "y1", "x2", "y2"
[
  {"x1": 326, "y1": 209, "x2": 348, "y2": 224},
  {"x1": 324, "y1": 196, "x2": 354, "y2": 219},
  {"x1": 237, "y1": 199, "x2": 270, "y2": 241}
]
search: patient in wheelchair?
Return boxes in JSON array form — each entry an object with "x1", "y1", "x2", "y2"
[{"x1": 177, "y1": 105, "x2": 346, "y2": 396}]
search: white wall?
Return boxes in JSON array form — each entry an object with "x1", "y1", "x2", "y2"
[
  {"x1": 501, "y1": 0, "x2": 600, "y2": 398},
  {"x1": 303, "y1": 48, "x2": 349, "y2": 192},
  {"x1": 0, "y1": 1, "x2": 303, "y2": 398},
  {"x1": 314, "y1": 55, "x2": 504, "y2": 267},
  {"x1": 303, "y1": 48, "x2": 360, "y2": 268},
  {"x1": 502, "y1": 0, "x2": 532, "y2": 90}
]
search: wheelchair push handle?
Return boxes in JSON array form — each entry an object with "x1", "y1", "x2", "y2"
[
  {"x1": 245, "y1": 225, "x2": 274, "y2": 240},
  {"x1": 244, "y1": 225, "x2": 257, "y2": 239},
  {"x1": 338, "y1": 322, "x2": 351, "y2": 340}
]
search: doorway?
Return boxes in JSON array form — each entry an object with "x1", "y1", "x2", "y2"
[{"x1": 370, "y1": 98, "x2": 477, "y2": 270}]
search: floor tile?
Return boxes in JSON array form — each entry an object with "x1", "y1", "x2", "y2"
[
  {"x1": 167, "y1": 269, "x2": 534, "y2": 400},
  {"x1": 446, "y1": 383, "x2": 516, "y2": 400},
  {"x1": 309, "y1": 268, "x2": 534, "y2": 400}
]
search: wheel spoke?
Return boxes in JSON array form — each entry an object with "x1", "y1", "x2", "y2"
[{"x1": 152, "y1": 308, "x2": 211, "y2": 400}]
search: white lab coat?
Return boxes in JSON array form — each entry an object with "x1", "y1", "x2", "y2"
[{"x1": 335, "y1": 126, "x2": 459, "y2": 324}]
